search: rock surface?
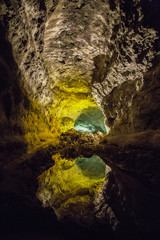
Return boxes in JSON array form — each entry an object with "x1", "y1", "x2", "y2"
[{"x1": 92, "y1": 0, "x2": 160, "y2": 134}]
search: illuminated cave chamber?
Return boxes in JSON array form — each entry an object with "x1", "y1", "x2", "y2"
[
  {"x1": 37, "y1": 154, "x2": 107, "y2": 225},
  {"x1": 74, "y1": 107, "x2": 107, "y2": 133}
]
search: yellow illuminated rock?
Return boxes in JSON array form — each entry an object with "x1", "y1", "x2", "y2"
[
  {"x1": 22, "y1": 101, "x2": 60, "y2": 152},
  {"x1": 22, "y1": 69, "x2": 101, "y2": 150},
  {"x1": 49, "y1": 69, "x2": 98, "y2": 132}
]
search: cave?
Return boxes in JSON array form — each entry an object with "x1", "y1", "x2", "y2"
[{"x1": 0, "y1": 0, "x2": 160, "y2": 240}]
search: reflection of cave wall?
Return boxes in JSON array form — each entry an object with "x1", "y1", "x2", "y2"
[{"x1": 37, "y1": 154, "x2": 106, "y2": 226}]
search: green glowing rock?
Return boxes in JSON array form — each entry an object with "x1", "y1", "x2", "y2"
[
  {"x1": 76, "y1": 155, "x2": 106, "y2": 179},
  {"x1": 74, "y1": 107, "x2": 107, "y2": 133}
]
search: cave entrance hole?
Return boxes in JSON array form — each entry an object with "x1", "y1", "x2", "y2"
[{"x1": 74, "y1": 107, "x2": 107, "y2": 134}]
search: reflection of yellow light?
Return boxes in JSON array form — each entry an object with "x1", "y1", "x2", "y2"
[{"x1": 37, "y1": 154, "x2": 105, "y2": 224}]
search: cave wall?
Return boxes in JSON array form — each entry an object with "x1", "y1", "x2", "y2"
[
  {"x1": 0, "y1": 0, "x2": 64, "y2": 151},
  {"x1": 91, "y1": 1, "x2": 160, "y2": 238},
  {"x1": 1, "y1": 0, "x2": 160, "y2": 138},
  {"x1": 0, "y1": 0, "x2": 108, "y2": 146},
  {"x1": 0, "y1": 0, "x2": 160, "y2": 239},
  {"x1": 0, "y1": 0, "x2": 52, "y2": 104},
  {"x1": 0, "y1": 18, "x2": 29, "y2": 157},
  {"x1": 92, "y1": 0, "x2": 160, "y2": 134}
]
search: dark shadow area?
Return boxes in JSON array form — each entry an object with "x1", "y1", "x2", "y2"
[
  {"x1": 0, "y1": 192, "x2": 114, "y2": 240},
  {"x1": 0, "y1": 20, "x2": 29, "y2": 164}
]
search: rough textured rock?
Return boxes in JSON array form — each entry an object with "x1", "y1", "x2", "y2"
[
  {"x1": 0, "y1": 0, "x2": 52, "y2": 105},
  {"x1": 91, "y1": 0, "x2": 160, "y2": 133},
  {"x1": 0, "y1": 0, "x2": 55, "y2": 151},
  {"x1": 43, "y1": 0, "x2": 109, "y2": 75},
  {"x1": 0, "y1": 0, "x2": 108, "y2": 135},
  {"x1": 1, "y1": 0, "x2": 160, "y2": 134},
  {"x1": 0, "y1": 16, "x2": 29, "y2": 164}
]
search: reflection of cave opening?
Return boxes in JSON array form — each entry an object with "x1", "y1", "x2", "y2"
[
  {"x1": 74, "y1": 107, "x2": 107, "y2": 133},
  {"x1": 76, "y1": 155, "x2": 106, "y2": 179},
  {"x1": 37, "y1": 154, "x2": 107, "y2": 225}
]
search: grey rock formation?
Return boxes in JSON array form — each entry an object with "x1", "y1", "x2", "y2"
[
  {"x1": 91, "y1": 0, "x2": 160, "y2": 133},
  {"x1": 43, "y1": 0, "x2": 109, "y2": 74}
]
